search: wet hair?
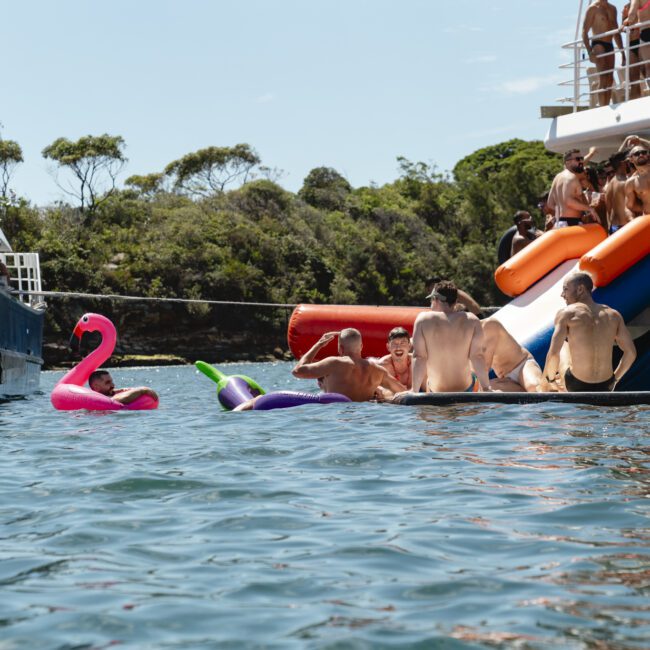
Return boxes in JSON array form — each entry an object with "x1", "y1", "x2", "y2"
[
  {"x1": 430, "y1": 280, "x2": 457, "y2": 305},
  {"x1": 89, "y1": 369, "x2": 110, "y2": 387},
  {"x1": 387, "y1": 326, "x2": 410, "y2": 341},
  {"x1": 567, "y1": 271, "x2": 594, "y2": 293},
  {"x1": 513, "y1": 210, "x2": 530, "y2": 225},
  {"x1": 563, "y1": 149, "x2": 581, "y2": 162}
]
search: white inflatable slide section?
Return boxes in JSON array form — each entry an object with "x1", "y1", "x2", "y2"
[{"x1": 491, "y1": 259, "x2": 579, "y2": 346}]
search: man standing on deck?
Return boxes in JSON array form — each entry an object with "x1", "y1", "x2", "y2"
[
  {"x1": 626, "y1": 0, "x2": 650, "y2": 89},
  {"x1": 292, "y1": 328, "x2": 404, "y2": 401},
  {"x1": 582, "y1": 0, "x2": 625, "y2": 107},
  {"x1": 541, "y1": 272, "x2": 636, "y2": 392},
  {"x1": 395, "y1": 281, "x2": 492, "y2": 396},
  {"x1": 625, "y1": 145, "x2": 650, "y2": 214},
  {"x1": 547, "y1": 150, "x2": 601, "y2": 227},
  {"x1": 604, "y1": 150, "x2": 633, "y2": 233}
]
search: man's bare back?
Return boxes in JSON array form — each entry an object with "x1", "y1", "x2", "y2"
[
  {"x1": 605, "y1": 172, "x2": 633, "y2": 229},
  {"x1": 292, "y1": 329, "x2": 403, "y2": 402},
  {"x1": 481, "y1": 319, "x2": 542, "y2": 392},
  {"x1": 407, "y1": 283, "x2": 491, "y2": 393}
]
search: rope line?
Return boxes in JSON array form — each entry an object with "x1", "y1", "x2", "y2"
[{"x1": 16, "y1": 289, "x2": 297, "y2": 309}]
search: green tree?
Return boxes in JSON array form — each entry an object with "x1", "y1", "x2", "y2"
[
  {"x1": 42, "y1": 134, "x2": 127, "y2": 217},
  {"x1": 298, "y1": 167, "x2": 351, "y2": 211},
  {"x1": 164, "y1": 144, "x2": 260, "y2": 197},
  {"x1": 124, "y1": 173, "x2": 165, "y2": 198},
  {"x1": 0, "y1": 138, "x2": 23, "y2": 199}
]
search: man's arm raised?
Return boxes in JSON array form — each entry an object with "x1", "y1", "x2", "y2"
[{"x1": 292, "y1": 331, "x2": 340, "y2": 380}]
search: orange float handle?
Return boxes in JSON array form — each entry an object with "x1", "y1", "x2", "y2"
[
  {"x1": 494, "y1": 224, "x2": 606, "y2": 297},
  {"x1": 579, "y1": 215, "x2": 650, "y2": 287}
]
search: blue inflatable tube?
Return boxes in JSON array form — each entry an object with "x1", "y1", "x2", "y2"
[{"x1": 253, "y1": 391, "x2": 351, "y2": 411}]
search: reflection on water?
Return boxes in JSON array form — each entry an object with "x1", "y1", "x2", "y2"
[{"x1": 0, "y1": 364, "x2": 648, "y2": 648}]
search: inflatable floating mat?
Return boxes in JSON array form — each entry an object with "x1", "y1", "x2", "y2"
[{"x1": 397, "y1": 392, "x2": 650, "y2": 407}]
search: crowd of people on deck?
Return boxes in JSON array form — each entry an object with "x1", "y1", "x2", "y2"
[{"x1": 582, "y1": 1, "x2": 650, "y2": 107}]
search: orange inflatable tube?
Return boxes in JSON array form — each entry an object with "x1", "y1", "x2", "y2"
[
  {"x1": 495, "y1": 224, "x2": 606, "y2": 297},
  {"x1": 579, "y1": 215, "x2": 650, "y2": 286},
  {"x1": 287, "y1": 304, "x2": 427, "y2": 360}
]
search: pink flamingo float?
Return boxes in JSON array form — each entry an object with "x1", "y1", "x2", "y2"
[{"x1": 51, "y1": 313, "x2": 159, "y2": 411}]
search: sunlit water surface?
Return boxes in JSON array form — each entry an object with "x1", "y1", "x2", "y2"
[{"x1": 1, "y1": 363, "x2": 649, "y2": 649}]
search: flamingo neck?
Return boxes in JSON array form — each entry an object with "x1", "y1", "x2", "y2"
[{"x1": 58, "y1": 324, "x2": 117, "y2": 387}]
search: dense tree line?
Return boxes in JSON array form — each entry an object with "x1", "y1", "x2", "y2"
[{"x1": 0, "y1": 134, "x2": 561, "y2": 347}]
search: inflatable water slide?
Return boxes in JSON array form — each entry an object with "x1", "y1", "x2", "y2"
[{"x1": 287, "y1": 217, "x2": 650, "y2": 392}]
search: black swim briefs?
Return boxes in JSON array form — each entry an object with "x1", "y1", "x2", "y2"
[
  {"x1": 591, "y1": 39, "x2": 615, "y2": 53},
  {"x1": 565, "y1": 368, "x2": 616, "y2": 392}
]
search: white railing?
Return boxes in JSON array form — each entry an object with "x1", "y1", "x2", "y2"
[
  {"x1": 559, "y1": 19, "x2": 650, "y2": 110},
  {"x1": 0, "y1": 252, "x2": 44, "y2": 308}
]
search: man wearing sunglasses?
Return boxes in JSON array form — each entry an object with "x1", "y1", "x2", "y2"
[
  {"x1": 547, "y1": 150, "x2": 600, "y2": 228},
  {"x1": 625, "y1": 145, "x2": 650, "y2": 215},
  {"x1": 604, "y1": 150, "x2": 634, "y2": 234}
]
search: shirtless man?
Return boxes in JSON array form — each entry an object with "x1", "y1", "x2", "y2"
[
  {"x1": 625, "y1": 144, "x2": 650, "y2": 214},
  {"x1": 377, "y1": 326, "x2": 426, "y2": 391},
  {"x1": 582, "y1": 0, "x2": 625, "y2": 106},
  {"x1": 623, "y1": 2, "x2": 643, "y2": 99},
  {"x1": 626, "y1": 0, "x2": 650, "y2": 88},
  {"x1": 292, "y1": 328, "x2": 403, "y2": 401},
  {"x1": 547, "y1": 150, "x2": 600, "y2": 227},
  {"x1": 399, "y1": 281, "x2": 492, "y2": 395},
  {"x1": 89, "y1": 369, "x2": 159, "y2": 405},
  {"x1": 541, "y1": 272, "x2": 636, "y2": 392},
  {"x1": 604, "y1": 150, "x2": 633, "y2": 233},
  {"x1": 425, "y1": 277, "x2": 482, "y2": 317},
  {"x1": 510, "y1": 211, "x2": 543, "y2": 256},
  {"x1": 481, "y1": 318, "x2": 543, "y2": 392}
]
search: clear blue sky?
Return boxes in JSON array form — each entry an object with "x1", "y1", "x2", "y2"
[{"x1": 3, "y1": 0, "x2": 586, "y2": 206}]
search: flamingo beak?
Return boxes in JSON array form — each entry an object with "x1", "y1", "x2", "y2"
[{"x1": 69, "y1": 323, "x2": 84, "y2": 352}]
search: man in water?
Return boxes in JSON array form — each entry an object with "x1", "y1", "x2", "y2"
[
  {"x1": 89, "y1": 369, "x2": 159, "y2": 405},
  {"x1": 481, "y1": 318, "x2": 543, "y2": 392},
  {"x1": 547, "y1": 150, "x2": 601, "y2": 227},
  {"x1": 604, "y1": 150, "x2": 633, "y2": 234},
  {"x1": 510, "y1": 210, "x2": 543, "y2": 257},
  {"x1": 582, "y1": 0, "x2": 625, "y2": 106},
  {"x1": 292, "y1": 328, "x2": 404, "y2": 401},
  {"x1": 625, "y1": 145, "x2": 650, "y2": 215},
  {"x1": 397, "y1": 281, "x2": 492, "y2": 395},
  {"x1": 377, "y1": 326, "x2": 426, "y2": 391},
  {"x1": 541, "y1": 272, "x2": 636, "y2": 392}
]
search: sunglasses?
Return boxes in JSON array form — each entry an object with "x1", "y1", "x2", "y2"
[
  {"x1": 569, "y1": 156, "x2": 584, "y2": 162},
  {"x1": 632, "y1": 150, "x2": 649, "y2": 157}
]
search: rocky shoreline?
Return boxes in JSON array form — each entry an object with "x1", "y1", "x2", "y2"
[{"x1": 42, "y1": 327, "x2": 292, "y2": 371}]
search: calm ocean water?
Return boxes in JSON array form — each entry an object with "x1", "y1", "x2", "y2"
[{"x1": 1, "y1": 362, "x2": 649, "y2": 649}]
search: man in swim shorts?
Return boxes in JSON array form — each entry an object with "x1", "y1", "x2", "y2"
[
  {"x1": 547, "y1": 150, "x2": 601, "y2": 228},
  {"x1": 582, "y1": 1, "x2": 625, "y2": 106},
  {"x1": 376, "y1": 326, "x2": 426, "y2": 391},
  {"x1": 481, "y1": 318, "x2": 543, "y2": 392},
  {"x1": 89, "y1": 369, "x2": 159, "y2": 405},
  {"x1": 395, "y1": 281, "x2": 492, "y2": 396},
  {"x1": 292, "y1": 328, "x2": 404, "y2": 401},
  {"x1": 625, "y1": 145, "x2": 650, "y2": 214},
  {"x1": 604, "y1": 150, "x2": 633, "y2": 234},
  {"x1": 541, "y1": 272, "x2": 636, "y2": 392}
]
